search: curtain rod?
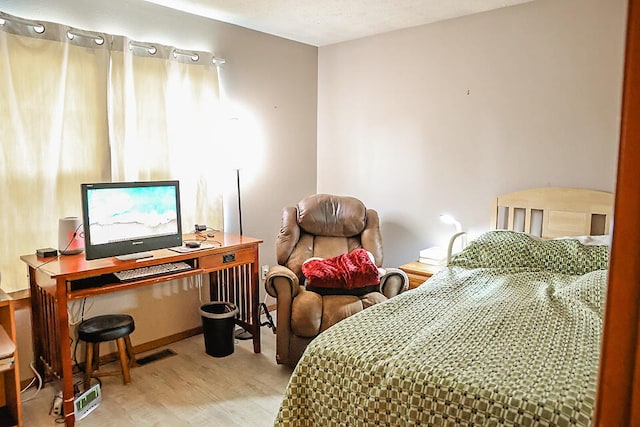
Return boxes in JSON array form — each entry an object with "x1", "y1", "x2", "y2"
[
  {"x1": 67, "y1": 28, "x2": 105, "y2": 45},
  {"x1": 128, "y1": 40, "x2": 225, "y2": 64},
  {"x1": 0, "y1": 12, "x2": 226, "y2": 65},
  {"x1": 0, "y1": 13, "x2": 44, "y2": 33},
  {"x1": 172, "y1": 51, "x2": 226, "y2": 64}
]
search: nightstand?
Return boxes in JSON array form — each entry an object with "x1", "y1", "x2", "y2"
[{"x1": 399, "y1": 261, "x2": 444, "y2": 289}]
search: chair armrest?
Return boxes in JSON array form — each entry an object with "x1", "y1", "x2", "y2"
[
  {"x1": 379, "y1": 267, "x2": 409, "y2": 298},
  {"x1": 264, "y1": 265, "x2": 303, "y2": 366},
  {"x1": 265, "y1": 265, "x2": 300, "y2": 299}
]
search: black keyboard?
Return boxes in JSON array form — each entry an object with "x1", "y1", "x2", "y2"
[{"x1": 113, "y1": 262, "x2": 193, "y2": 282}]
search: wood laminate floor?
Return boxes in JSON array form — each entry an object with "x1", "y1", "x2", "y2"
[{"x1": 21, "y1": 327, "x2": 292, "y2": 426}]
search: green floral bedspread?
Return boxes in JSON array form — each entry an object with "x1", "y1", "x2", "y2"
[{"x1": 275, "y1": 231, "x2": 609, "y2": 426}]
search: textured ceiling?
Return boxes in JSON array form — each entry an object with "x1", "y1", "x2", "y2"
[{"x1": 142, "y1": 0, "x2": 535, "y2": 47}]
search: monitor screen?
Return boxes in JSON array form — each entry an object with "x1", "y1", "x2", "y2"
[{"x1": 81, "y1": 180, "x2": 183, "y2": 260}]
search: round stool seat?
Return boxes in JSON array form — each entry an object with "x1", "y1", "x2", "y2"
[{"x1": 78, "y1": 314, "x2": 135, "y2": 343}]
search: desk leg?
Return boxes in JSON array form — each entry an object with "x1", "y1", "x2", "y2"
[
  {"x1": 28, "y1": 271, "x2": 76, "y2": 426},
  {"x1": 27, "y1": 267, "x2": 45, "y2": 381},
  {"x1": 250, "y1": 250, "x2": 261, "y2": 354},
  {"x1": 56, "y1": 278, "x2": 76, "y2": 427}
]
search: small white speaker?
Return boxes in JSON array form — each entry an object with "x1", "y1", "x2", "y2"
[{"x1": 58, "y1": 217, "x2": 84, "y2": 255}]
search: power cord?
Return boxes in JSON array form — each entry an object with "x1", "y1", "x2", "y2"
[
  {"x1": 195, "y1": 275, "x2": 204, "y2": 303},
  {"x1": 191, "y1": 224, "x2": 222, "y2": 245},
  {"x1": 20, "y1": 361, "x2": 43, "y2": 402},
  {"x1": 69, "y1": 298, "x2": 89, "y2": 373},
  {"x1": 259, "y1": 302, "x2": 276, "y2": 333},
  {"x1": 259, "y1": 293, "x2": 276, "y2": 334}
]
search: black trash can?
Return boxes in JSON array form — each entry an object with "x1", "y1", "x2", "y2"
[{"x1": 200, "y1": 302, "x2": 239, "y2": 357}]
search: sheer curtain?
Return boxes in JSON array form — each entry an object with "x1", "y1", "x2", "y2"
[
  {"x1": 0, "y1": 19, "x2": 111, "y2": 292},
  {"x1": 109, "y1": 38, "x2": 225, "y2": 233},
  {"x1": 0, "y1": 13, "x2": 224, "y2": 292}
]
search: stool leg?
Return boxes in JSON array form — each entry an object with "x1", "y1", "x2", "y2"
[
  {"x1": 116, "y1": 337, "x2": 131, "y2": 385},
  {"x1": 93, "y1": 342, "x2": 101, "y2": 372},
  {"x1": 84, "y1": 342, "x2": 95, "y2": 390},
  {"x1": 124, "y1": 335, "x2": 137, "y2": 367}
]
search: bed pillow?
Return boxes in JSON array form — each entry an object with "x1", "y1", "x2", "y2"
[
  {"x1": 554, "y1": 234, "x2": 611, "y2": 246},
  {"x1": 449, "y1": 230, "x2": 609, "y2": 274},
  {"x1": 302, "y1": 248, "x2": 381, "y2": 296}
]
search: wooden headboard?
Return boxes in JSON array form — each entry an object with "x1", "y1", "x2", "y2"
[{"x1": 491, "y1": 187, "x2": 614, "y2": 238}]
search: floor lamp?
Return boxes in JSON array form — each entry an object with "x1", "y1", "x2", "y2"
[
  {"x1": 236, "y1": 168, "x2": 243, "y2": 236},
  {"x1": 228, "y1": 120, "x2": 276, "y2": 340},
  {"x1": 233, "y1": 168, "x2": 277, "y2": 339},
  {"x1": 234, "y1": 167, "x2": 252, "y2": 339}
]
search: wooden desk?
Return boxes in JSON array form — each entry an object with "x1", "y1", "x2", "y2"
[{"x1": 20, "y1": 232, "x2": 261, "y2": 427}]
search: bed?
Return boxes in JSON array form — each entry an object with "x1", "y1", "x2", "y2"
[{"x1": 274, "y1": 187, "x2": 613, "y2": 426}]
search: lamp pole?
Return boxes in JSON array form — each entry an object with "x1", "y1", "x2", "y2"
[
  {"x1": 236, "y1": 168, "x2": 243, "y2": 236},
  {"x1": 234, "y1": 166, "x2": 252, "y2": 340}
]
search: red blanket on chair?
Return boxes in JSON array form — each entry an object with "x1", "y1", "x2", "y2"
[{"x1": 302, "y1": 248, "x2": 380, "y2": 291}]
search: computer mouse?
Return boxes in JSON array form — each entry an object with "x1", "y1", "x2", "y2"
[{"x1": 185, "y1": 241, "x2": 201, "y2": 248}]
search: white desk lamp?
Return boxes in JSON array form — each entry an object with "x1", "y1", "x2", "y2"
[
  {"x1": 440, "y1": 214, "x2": 467, "y2": 264},
  {"x1": 439, "y1": 213, "x2": 461, "y2": 233}
]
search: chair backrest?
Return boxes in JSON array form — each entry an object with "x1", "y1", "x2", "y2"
[{"x1": 275, "y1": 194, "x2": 383, "y2": 283}]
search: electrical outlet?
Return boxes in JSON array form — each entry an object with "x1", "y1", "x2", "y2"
[{"x1": 261, "y1": 265, "x2": 269, "y2": 280}]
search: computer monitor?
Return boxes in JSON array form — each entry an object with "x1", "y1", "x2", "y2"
[{"x1": 81, "y1": 180, "x2": 183, "y2": 261}]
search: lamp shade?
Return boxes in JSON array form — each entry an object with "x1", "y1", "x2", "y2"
[{"x1": 439, "y1": 213, "x2": 462, "y2": 233}]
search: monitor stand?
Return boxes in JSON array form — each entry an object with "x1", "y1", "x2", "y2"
[{"x1": 115, "y1": 252, "x2": 154, "y2": 261}]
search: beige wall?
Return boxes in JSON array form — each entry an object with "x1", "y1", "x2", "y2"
[
  {"x1": 0, "y1": 0, "x2": 317, "y2": 380},
  {"x1": 317, "y1": 0, "x2": 627, "y2": 267}
]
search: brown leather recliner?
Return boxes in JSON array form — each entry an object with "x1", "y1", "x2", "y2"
[{"x1": 265, "y1": 194, "x2": 408, "y2": 367}]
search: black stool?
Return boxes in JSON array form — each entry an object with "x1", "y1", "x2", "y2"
[{"x1": 78, "y1": 314, "x2": 136, "y2": 389}]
